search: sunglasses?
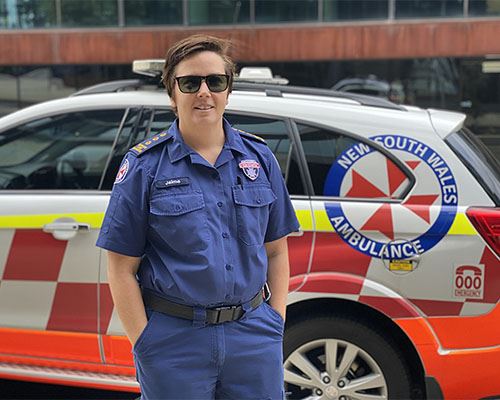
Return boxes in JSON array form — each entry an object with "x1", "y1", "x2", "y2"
[{"x1": 175, "y1": 74, "x2": 230, "y2": 94}]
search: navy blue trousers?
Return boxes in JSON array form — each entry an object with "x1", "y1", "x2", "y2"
[{"x1": 133, "y1": 301, "x2": 285, "y2": 399}]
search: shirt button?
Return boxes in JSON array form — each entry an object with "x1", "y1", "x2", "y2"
[
  {"x1": 222, "y1": 232, "x2": 229, "y2": 239},
  {"x1": 256, "y1": 198, "x2": 262, "y2": 204},
  {"x1": 225, "y1": 264, "x2": 232, "y2": 271},
  {"x1": 217, "y1": 201, "x2": 223, "y2": 207}
]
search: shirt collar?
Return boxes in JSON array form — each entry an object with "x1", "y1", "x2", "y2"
[
  {"x1": 222, "y1": 118, "x2": 248, "y2": 156},
  {"x1": 168, "y1": 118, "x2": 248, "y2": 163},
  {"x1": 167, "y1": 120, "x2": 192, "y2": 163}
]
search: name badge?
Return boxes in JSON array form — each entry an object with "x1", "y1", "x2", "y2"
[{"x1": 155, "y1": 177, "x2": 190, "y2": 188}]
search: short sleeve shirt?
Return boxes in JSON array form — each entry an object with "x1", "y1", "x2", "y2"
[{"x1": 96, "y1": 119, "x2": 300, "y2": 307}]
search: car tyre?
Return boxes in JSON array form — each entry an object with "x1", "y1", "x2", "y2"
[{"x1": 283, "y1": 315, "x2": 415, "y2": 399}]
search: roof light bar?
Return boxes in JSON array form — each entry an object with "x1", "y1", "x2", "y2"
[
  {"x1": 131, "y1": 60, "x2": 289, "y2": 84},
  {"x1": 482, "y1": 61, "x2": 500, "y2": 74},
  {"x1": 132, "y1": 60, "x2": 164, "y2": 77},
  {"x1": 237, "y1": 67, "x2": 289, "y2": 85}
]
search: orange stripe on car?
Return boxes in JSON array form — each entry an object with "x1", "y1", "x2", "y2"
[{"x1": 0, "y1": 327, "x2": 101, "y2": 363}]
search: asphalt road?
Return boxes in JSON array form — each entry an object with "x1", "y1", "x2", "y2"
[{"x1": 0, "y1": 379, "x2": 138, "y2": 399}]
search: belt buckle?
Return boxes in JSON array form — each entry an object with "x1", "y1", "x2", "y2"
[{"x1": 209, "y1": 305, "x2": 241, "y2": 324}]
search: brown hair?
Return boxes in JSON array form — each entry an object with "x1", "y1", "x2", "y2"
[{"x1": 161, "y1": 34, "x2": 235, "y2": 98}]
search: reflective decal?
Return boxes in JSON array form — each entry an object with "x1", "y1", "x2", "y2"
[
  {"x1": 454, "y1": 264, "x2": 484, "y2": 299},
  {"x1": 324, "y1": 135, "x2": 458, "y2": 259},
  {"x1": 389, "y1": 259, "x2": 415, "y2": 272}
]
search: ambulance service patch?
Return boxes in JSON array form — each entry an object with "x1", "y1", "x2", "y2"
[
  {"x1": 323, "y1": 135, "x2": 458, "y2": 259},
  {"x1": 239, "y1": 159, "x2": 260, "y2": 181},
  {"x1": 115, "y1": 159, "x2": 129, "y2": 184}
]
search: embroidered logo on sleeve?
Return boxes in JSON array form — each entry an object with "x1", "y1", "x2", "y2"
[
  {"x1": 239, "y1": 159, "x2": 260, "y2": 181},
  {"x1": 114, "y1": 159, "x2": 129, "y2": 184}
]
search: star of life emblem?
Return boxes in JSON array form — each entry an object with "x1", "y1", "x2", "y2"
[
  {"x1": 114, "y1": 159, "x2": 129, "y2": 184},
  {"x1": 323, "y1": 135, "x2": 458, "y2": 259},
  {"x1": 239, "y1": 159, "x2": 260, "y2": 181}
]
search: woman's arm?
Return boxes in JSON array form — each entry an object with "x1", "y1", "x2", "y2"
[
  {"x1": 107, "y1": 250, "x2": 147, "y2": 345},
  {"x1": 265, "y1": 236, "x2": 290, "y2": 321}
]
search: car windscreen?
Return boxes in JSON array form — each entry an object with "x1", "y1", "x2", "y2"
[{"x1": 446, "y1": 127, "x2": 500, "y2": 205}]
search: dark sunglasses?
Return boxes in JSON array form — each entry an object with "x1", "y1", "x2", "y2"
[{"x1": 175, "y1": 74, "x2": 229, "y2": 93}]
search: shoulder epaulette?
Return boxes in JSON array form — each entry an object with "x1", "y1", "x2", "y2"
[
  {"x1": 235, "y1": 129, "x2": 267, "y2": 145},
  {"x1": 130, "y1": 131, "x2": 171, "y2": 156}
]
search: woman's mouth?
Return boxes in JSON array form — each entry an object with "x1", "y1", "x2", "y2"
[{"x1": 194, "y1": 105, "x2": 214, "y2": 110}]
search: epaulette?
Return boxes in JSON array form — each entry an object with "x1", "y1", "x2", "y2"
[
  {"x1": 235, "y1": 129, "x2": 267, "y2": 145},
  {"x1": 130, "y1": 131, "x2": 171, "y2": 156}
]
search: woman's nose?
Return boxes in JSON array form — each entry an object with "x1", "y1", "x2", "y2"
[{"x1": 197, "y1": 80, "x2": 211, "y2": 96}]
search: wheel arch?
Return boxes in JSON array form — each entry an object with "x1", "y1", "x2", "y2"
[{"x1": 285, "y1": 296, "x2": 427, "y2": 398}]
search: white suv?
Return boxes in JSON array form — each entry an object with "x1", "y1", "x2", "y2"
[{"x1": 0, "y1": 76, "x2": 498, "y2": 400}]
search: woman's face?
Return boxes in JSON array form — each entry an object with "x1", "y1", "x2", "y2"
[{"x1": 171, "y1": 51, "x2": 229, "y2": 128}]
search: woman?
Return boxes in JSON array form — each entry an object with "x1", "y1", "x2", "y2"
[{"x1": 97, "y1": 34, "x2": 299, "y2": 399}]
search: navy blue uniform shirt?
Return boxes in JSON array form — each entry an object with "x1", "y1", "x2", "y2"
[{"x1": 96, "y1": 119, "x2": 300, "y2": 307}]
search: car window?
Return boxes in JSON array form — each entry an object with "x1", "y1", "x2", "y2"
[
  {"x1": 0, "y1": 109, "x2": 126, "y2": 190},
  {"x1": 130, "y1": 108, "x2": 177, "y2": 144},
  {"x1": 145, "y1": 109, "x2": 176, "y2": 139},
  {"x1": 224, "y1": 113, "x2": 306, "y2": 195},
  {"x1": 100, "y1": 108, "x2": 176, "y2": 191},
  {"x1": 296, "y1": 122, "x2": 411, "y2": 199},
  {"x1": 133, "y1": 108, "x2": 153, "y2": 143},
  {"x1": 446, "y1": 127, "x2": 500, "y2": 205}
]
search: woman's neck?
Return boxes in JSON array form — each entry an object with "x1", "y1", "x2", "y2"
[{"x1": 179, "y1": 120, "x2": 225, "y2": 165}]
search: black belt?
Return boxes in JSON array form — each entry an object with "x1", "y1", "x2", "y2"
[{"x1": 142, "y1": 289, "x2": 264, "y2": 325}]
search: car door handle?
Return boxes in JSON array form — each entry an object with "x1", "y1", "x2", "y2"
[
  {"x1": 43, "y1": 222, "x2": 90, "y2": 232},
  {"x1": 43, "y1": 221, "x2": 90, "y2": 241}
]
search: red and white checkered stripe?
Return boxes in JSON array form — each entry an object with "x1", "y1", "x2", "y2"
[
  {"x1": 1, "y1": 230, "x2": 497, "y2": 335},
  {"x1": 0, "y1": 229, "x2": 109, "y2": 333},
  {"x1": 293, "y1": 231, "x2": 498, "y2": 319}
]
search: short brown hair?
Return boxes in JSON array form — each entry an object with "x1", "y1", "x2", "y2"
[{"x1": 162, "y1": 35, "x2": 235, "y2": 98}]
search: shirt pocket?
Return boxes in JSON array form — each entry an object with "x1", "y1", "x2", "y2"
[
  {"x1": 232, "y1": 184, "x2": 277, "y2": 246},
  {"x1": 149, "y1": 191, "x2": 209, "y2": 252}
]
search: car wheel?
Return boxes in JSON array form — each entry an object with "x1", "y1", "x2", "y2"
[{"x1": 284, "y1": 315, "x2": 414, "y2": 400}]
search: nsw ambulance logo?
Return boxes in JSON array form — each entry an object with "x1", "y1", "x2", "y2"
[
  {"x1": 239, "y1": 159, "x2": 260, "y2": 181},
  {"x1": 115, "y1": 159, "x2": 129, "y2": 184},
  {"x1": 324, "y1": 135, "x2": 458, "y2": 259}
]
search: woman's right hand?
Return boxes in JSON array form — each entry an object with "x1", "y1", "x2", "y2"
[
  {"x1": 129, "y1": 320, "x2": 148, "y2": 346},
  {"x1": 106, "y1": 251, "x2": 149, "y2": 348}
]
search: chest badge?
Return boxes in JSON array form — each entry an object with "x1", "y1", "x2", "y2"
[{"x1": 239, "y1": 159, "x2": 260, "y2": 181}]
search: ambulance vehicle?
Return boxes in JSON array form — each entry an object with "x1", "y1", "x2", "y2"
[{"x1": 0, "y1": 66, "x2": 498, "y2": 399}]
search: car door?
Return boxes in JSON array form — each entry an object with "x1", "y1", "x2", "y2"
[
  {"x1": 292, "y1": 121, "x2": 420, "y2": 306},
  {"x1": 0, "y1": 108, "x2": 129, "y2": 366},
  {"x1": 99, "y1": 107, "x2": 177, "y2": 366}
]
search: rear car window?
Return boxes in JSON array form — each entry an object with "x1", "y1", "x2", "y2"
[
  {"x1": 446, "y1": 128, "x2": 500, "y2": 205},
  {"x1": 0, "y1": 109, "x2": 125, "y2": 190},
  {"x1": 295, "y1": 122, "x2": 413, "y2": 200}
]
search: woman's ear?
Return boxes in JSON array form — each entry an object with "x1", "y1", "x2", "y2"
[{"x1": 170, "y1": 92, "x2": 178, "y2": 115}]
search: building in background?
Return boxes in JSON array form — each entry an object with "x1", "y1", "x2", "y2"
[{"x1": 0, "y1": 0, "x2": 499, "y2": 152}]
